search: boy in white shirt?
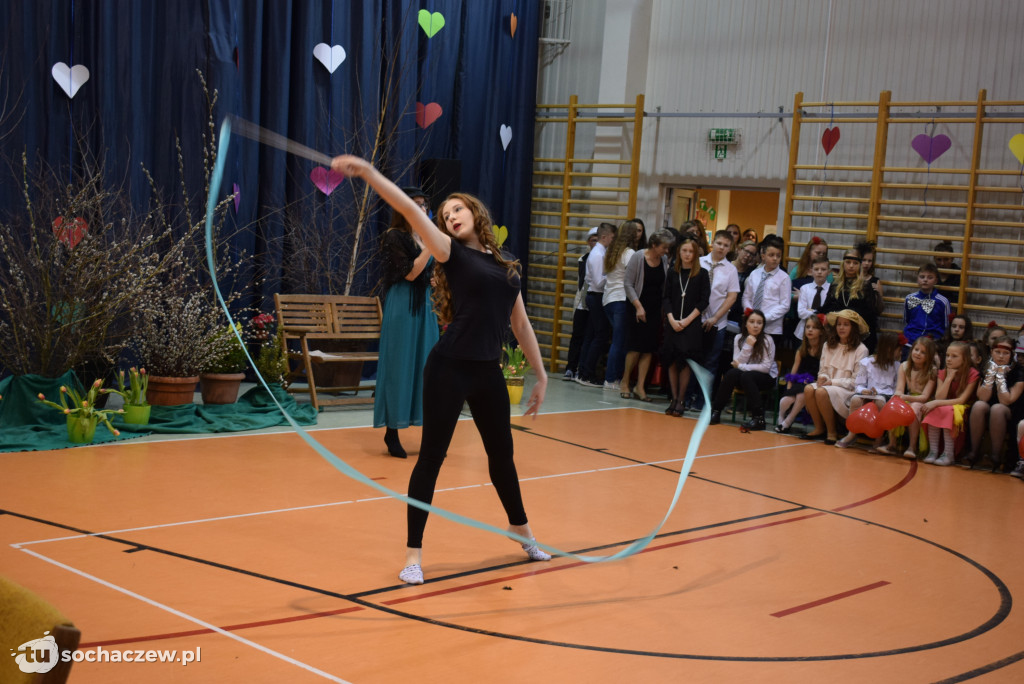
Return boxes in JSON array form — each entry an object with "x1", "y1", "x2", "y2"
[
  {"x1": 564, "y1": 227, "x2": 600, "y2": 380},
  {"x1": 688, "y1": 230, "x2": 740, "y2": 408},
  {"x1": 576, "y1": 223, "x2": 617, "y2": 387},
  {"x1": 794, "y1": 255, "x2": 831, "y2": 342},
  {"x1": 742, "y1": 234, "x2": 790, "y2": 351}
]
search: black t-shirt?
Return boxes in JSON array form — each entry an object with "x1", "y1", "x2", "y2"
[{"x1": 433, "y1": 238, "x2": 521, "y2": 361}]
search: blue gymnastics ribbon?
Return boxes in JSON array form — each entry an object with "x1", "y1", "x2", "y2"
[{"x1": 205, "y1": 117, "x2": 712, "y2": 562}]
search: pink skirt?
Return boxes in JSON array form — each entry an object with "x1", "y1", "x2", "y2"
[{"x1": 921, "y1": 404, "x2": 963, "y2": 430}]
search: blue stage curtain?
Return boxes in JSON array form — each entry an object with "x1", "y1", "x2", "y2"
[{"x1": 1, "y1": 0, "x2": 540, "y2": 302}]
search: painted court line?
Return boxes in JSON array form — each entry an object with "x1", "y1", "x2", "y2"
[
  {"x1": 770, "y1": 581, "x2": 892, "y2": 618},
  {"x1": 11, "y1": 441, "x2": 813, "y2": 548},
  {"x1": 17, "y1": 547, "x2": 353, "y2": 683}
]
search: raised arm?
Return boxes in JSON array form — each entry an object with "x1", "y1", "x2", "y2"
[{"x1": 331, "y1": 155, "x2": 452, "y2": 262}]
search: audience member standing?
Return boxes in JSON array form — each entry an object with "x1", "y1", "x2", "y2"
[
  {"x1": 621, "y1": 230, "x2": 672, "y2": 400},
  {"x1": 564, "y1": 227, "x2": 600, "y2": 380},
  {"x1": 741, "y1": 235, "x2": 790, "y2": 353},
  {"x1": 576, "y1": 223, "x2": 616, "y2": 387}
]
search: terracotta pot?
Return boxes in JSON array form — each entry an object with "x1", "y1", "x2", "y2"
[
  {"x1": 122, "y1": 403, "x2": 152, "y2": 425},
  {"x1": 199, "y1": 372, "x2": 245, "y2": 405},
  {"x1": 506, "y1": 376, "x2": 525, "y2": 405},
  {"x1": 147, "y1": 375, "x2": 199, "y2": 406},
  {"x1": 67, "y1": 414, "x2": 98, "y2": 444}
]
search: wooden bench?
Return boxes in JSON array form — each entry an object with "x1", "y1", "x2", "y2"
[{"x1": 273, "y1": 294, "x2": 383, "y2": 411}]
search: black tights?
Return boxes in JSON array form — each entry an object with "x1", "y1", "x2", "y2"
[
  {"x1": 406, "y1": 351, "x2": 528, "y2": 548},
  {"x1": 712, "y1": 369, "x2": 774, "y2": 415}
]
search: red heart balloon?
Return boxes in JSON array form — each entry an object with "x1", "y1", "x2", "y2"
[
  {"x1": 878, "y1": 396, "x2": 916, "y2": 430},
  {"x1": 821, "y1": 126, "x2": 841, "y2": 155},
  {"x1": 52, "y1": 216, "x2": 88, "y2": 249},
  {"x1": 846, "y1": 402, "x2": 883, "y2": 439}
]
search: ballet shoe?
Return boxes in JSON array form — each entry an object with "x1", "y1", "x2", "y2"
[
  {"x1": 399, "y1": 564, "x2": 424, "y2": 585},
  {"x1": 522, "y1": 540, "x2": 551, "y2": 562}
]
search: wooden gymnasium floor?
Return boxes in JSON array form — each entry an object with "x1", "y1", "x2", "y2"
[{"x1": 3, "y1": 394, "x2": 1024, "y2": 683}]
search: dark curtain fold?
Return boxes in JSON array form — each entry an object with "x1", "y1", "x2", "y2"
[{"x1": 1, "y1": 0, "x2": 540, "y2": 307}]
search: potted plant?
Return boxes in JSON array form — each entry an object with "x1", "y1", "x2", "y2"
[
  {"x1": 38, "y1": 379, "x2": 123, "y2": 444},
  {"x1": 251, "y1": 313, "x2": 289, "y2": 388},
  {"x1": 101, "y1": 367, "x2": 150, "y2": 424},
  {"x1": 501, "y1": 343, "x2": 529, "y2": 405},
  {"x1": 200, "y1": 323, "x2": 249, "y2": 404}
]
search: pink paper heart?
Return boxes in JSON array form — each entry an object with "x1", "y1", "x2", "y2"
[
  {"x1": 416, "y1": 102, "x2": 443, "y2": 129},
  {"x1": 911, "y1": 134, "x2": 952, "y2": 164},
  {"x1": 52, "y1": 216, "x2": 88, "y2": 249},
  {"x1": 310, "y1": 167, "x2": 345, "y2": 196},
  {"x1": 232, "y1": 183, "x2": 240, "y2": 213},
  {"x1": 821, "y1": 127, "x2": 840, "y2": 155}
]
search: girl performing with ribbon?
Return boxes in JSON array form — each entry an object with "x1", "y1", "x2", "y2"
[{"x1": 331, "y1": 154, "x2": 550, "y2": 585}]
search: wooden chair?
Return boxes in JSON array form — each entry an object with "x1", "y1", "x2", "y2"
[
  {"x1": 0, "y1": 576, "x2": 80, "y2": 683},
  {"x1": 273, "y1": 294, "x2": 383, "y2": 411},
  {"x1": 729, "y1": 361, "x2": 784, "y2": 424}
]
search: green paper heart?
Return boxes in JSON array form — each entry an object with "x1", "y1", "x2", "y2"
[
  {"x1": 418, "y1": 10, "x2": 445, "y2": 38},
  {"x1": 492, "y1": 224, "x2": 508, "y2": 247},
  {"x1": 708, "y1": 208, "x2": 717, "y2": 221}
]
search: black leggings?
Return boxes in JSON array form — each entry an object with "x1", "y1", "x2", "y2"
[
  {"x1": 406, "y1": 351, "x2": 528, "y2": 548},
  {"x1": 712, "y1": 369, "x2": 774, "y2": 415}
]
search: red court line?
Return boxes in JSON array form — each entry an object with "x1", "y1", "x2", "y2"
[{"x1": 770, "y1": 580, "x2": 891, "y2": 618}]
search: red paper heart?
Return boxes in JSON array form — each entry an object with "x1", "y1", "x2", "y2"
[
  {"x1": 821, "y1": 127, "x2": 841, "y2": 155},
  {"x1": 52, "y1": 216, "x2": 88, "y2": 249},
  {"x1": 416, "y1": 102, "x2": 443, "y2": 129},
  {"x1": 846, "y1": 402, "x2": 883, "y2": 439},
  {"x1": 309, "y1": 167, "x2": 345, "y2": 196}
]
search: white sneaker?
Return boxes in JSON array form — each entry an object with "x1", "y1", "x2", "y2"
[
  {"x1": 603, "y1": 380, "x2": 618, "y2": 390},
  {"x1": 1011, "y1": 460, "x2": 1024, "y2": 478},
  {"x1": 923, "y1": 453, "x2": 939, "y2": 464},
  {"x1": 574, "y1": 376, "x2": 602, "y2": 388},
  {"x1": 933, "y1": 453, "x2": 954, "y2": 466},
  {"x1": 562, "y1": 369, "x2": 575, "y2": 381}
]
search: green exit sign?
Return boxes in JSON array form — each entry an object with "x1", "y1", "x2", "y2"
[
  {"x1": 708, "y1": 128, "x2": 738, "y2": 143},
  {"x1": 714, "y1": 144, "x2": 727, "y2": 160}
]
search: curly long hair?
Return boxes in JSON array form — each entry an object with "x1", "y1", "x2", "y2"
[
  {"x1": 604, "y1": 220, "x2": 639, "y2": 272},
  {"x1": 430, "y1": 193, "x2": 520, "y2": 326}
]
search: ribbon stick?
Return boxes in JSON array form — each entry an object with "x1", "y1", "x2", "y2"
[{"x1": 205, "y1": 117, "x2": 712, "y2": 562}]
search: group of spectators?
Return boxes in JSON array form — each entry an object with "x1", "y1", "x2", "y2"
[{"x1": 562, "y1": 224, "x2": 1024, "y2": 477}]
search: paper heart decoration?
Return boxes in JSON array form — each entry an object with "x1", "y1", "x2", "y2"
[
  {"x1": 232, "y1": 183, "x2": 241, "y2": 213},
  {"x1": 416, "y1": 102, "x2": 443, "y2": 129},
  {"x1": 52, "y1": 216, "x2": 88, "y2": 249},
  {"x1": 418, "y1": 10, "x2": 445, "y2": 38},
  {"x1": 310, "y1": 167, "x2": 345, "y2": 196},
  {"x1": 492, "y1": 225, "x2": 508, "y2": 247},
  {"x1": 499, "y1": 124, "x2": 512, "y2": 150},
  {"x1": 51, "y1": 62, "x2": 90, "y2": 98},
  {"x1": 1009, "y1": 134, "x2": 1024, "y2": 165},
  {"x1": 911, "y1": 133, "x2": 952, "y2": 164},
  {"x1": 821, "y1": 127, "x2": 840, "y2": 155},
  {"x1": 313, "y1": 43, "x2": 346, "y2": 73},
  {"x1": 510, "y1": 13, "x2": 518, "y2": 37}
]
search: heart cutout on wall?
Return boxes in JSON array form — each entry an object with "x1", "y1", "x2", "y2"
[
  {"x1": 313, "y1": 43, "x2": 346, "y2": 73},
  {"x1": 52, "y1": 216, "x2": 88, "y2": 249},
  {"x1": 416, "y1": 102, "x2": 443, "y2": 129},
  {"x1": 232, "y1": 183, "x2": 241, "y2": 213},
  {"x1": 510, "y1": 13, "x2": 518, "y2": 37},
  {"x1": 499, "y1": 125, "x2": 512, "y2": 150},
  {"x1": 821, "y1": 127, "x2": 840, "y2": 155},
  {"x1": 51, "y1": 62, "x2": 90, "y2": 98},
  {"x1": 1009, "y1": 134, "x2": 1024, "y2": 165},
  {"x1": 911, "y1": 134, "x2": 952, "y2": 164},
  {"x1": 492, "y1": 225, "x2": 508, "y2": 247},
  {"x1": 310, "y1": 167, "x2": 345, "y2": 196},
  {"x1": 418, "y1": 10, "x2": 445, "y2": 38}
]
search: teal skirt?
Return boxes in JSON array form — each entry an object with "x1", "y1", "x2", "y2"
[{"x1": 373, "y1": 281, "x2": 439, "y2": 429}]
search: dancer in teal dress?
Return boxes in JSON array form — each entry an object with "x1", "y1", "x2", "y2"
[{"x1": 376, "y1": 187, "x2": 440, "y2": 458}]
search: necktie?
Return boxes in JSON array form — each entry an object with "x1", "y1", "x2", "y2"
[
  {"x1": 812, "y1": 285, "x2": 823, "y2": 310},
  {"x1": 753, "y1": 270, "x2": 766, "y2": 311}
]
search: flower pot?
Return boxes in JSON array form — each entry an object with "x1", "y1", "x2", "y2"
[
  {"x1": 506, "y1": 376, "x2": 525, "y2": 405},
  {"x1": 122, "y1": 403, "x2": 152, "y2": 425},
  {"x1": 200, "y1": 372, "x2": 246, "y2": 405},
  {"x1": 67, "y1": 414, "x2": 98, "y2": 444},
  {"x1": 147, "y1": 375, "x2": 199, "y2": 406}
]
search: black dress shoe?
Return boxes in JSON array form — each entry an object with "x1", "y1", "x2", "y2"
[
  {"x1": 709, "y1": 410, "x2": 721, "y2": 425},
  {"x1": 800, "y1": 431, "x2": 825, "y2": 441},
  {"x1": 823, "y1": 438, "x2": 837, "y2": 446},
  {"x1": 774, "y1": 424, "x2": 792, "y2": 434},
  {"x1": 742, "y1": 416, "x2": 766, "y2": 431}
]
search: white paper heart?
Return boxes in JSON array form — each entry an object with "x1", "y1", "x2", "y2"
[
  {"x1": 51, "y1": 62, "x2": 90, "y2": 98},
  {"x1": 499, "y1": 124, "x2": 512, "y2": 150},
  {"x1": 313, "y1": 43, "x2": 346, "y2": 73}
]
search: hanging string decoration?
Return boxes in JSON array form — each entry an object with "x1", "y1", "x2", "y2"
[{"x1": 816, "y1": 104, "x2": 839, "y2": 213}]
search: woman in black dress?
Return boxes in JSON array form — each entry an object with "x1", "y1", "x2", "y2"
[
  {"x1": 662, "y1": 237, "x2": 711, "y2": 417},
  {"x1": 620, "y1": 229, "x2": 672, "y2": 400},
  {"x1": 331, "y1": 154, "x2": 550, "y2": 586}
]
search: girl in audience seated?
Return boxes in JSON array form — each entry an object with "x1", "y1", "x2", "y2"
[
  {"x1": 836, "y1": 332, "x2": 901, "y2": 449},
  {"x1": 662, "y1": 237, "x2": 710, "y2": 417},
  {"x1": 965, "y1": 337, "x2": 1024, "y2": 471},
  {"x1": 876, "y1": 337, "x2": 938, "y2": 458},
  {"x1": 801, "y1": 309, "x2": 870, "y2": 444},
  {"x1": 776, "y1": 314, "x2": 824, "y2": 433},
  {"x1": 920, "y1": 341, "x2": 980, "y2": 466},
  {"x1": 709, "y1": 309, "x2": 778, "y2": 431},
  {"x1": 939, "y1": 314, "x2": 973, "y2": 367}
]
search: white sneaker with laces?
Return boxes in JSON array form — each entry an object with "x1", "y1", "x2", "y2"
[
  {"x1": 603, "y1": 380, "x2": 618, "y2": 390},
  {"x1": 933, "y1": 453, "x2": 954, "y2": 466},
  {"x1": 923, "y1": 452, "x2": 939, "y2": 464}
]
